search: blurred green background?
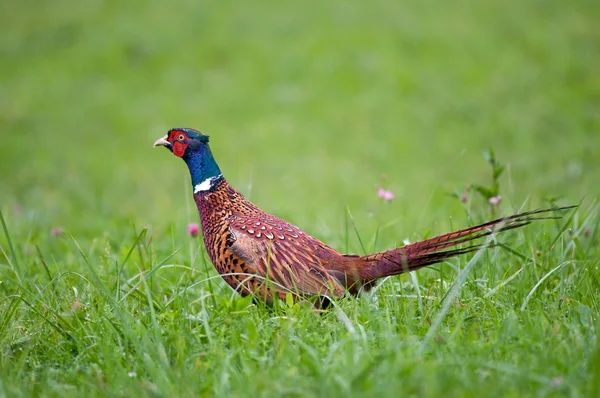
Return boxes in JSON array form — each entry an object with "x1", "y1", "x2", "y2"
[
  {"x1": 2, "y1": 1, "x2": 599, "y2": 396},
  {"x1": 1, "y1": 0, "x2": 598, "y2": 239}
]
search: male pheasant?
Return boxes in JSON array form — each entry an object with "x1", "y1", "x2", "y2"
[{"x1": 154, "y1": 128, "x2": 573, "y2": 304}]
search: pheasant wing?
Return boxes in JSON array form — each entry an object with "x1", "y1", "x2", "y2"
[{"x1": 227, "y1": 215, "x2": 345, "y2": 298}]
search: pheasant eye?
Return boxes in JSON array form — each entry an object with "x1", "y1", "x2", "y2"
[{"x1": 177, "y1": 134, "x2": 185, "y2": 141}]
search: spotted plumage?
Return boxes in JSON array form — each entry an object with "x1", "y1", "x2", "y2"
[{"x1": 154, "y1": 128, "x2": 574, "y2": 305}]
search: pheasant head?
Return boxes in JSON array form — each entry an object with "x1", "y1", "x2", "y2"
[{"x1": 154, "y1": 128, "x2": 222, "y2": 192}]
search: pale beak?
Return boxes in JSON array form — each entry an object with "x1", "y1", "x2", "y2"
[{"x1": 153, "y1": 135, "x2": 171, "y2": 148}]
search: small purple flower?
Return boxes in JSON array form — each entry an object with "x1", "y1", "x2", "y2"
[
  {"x1": 187, "y1": 223, "x2": 199, "y2": 237},
  {"x1": 50, "y1": 227, "x2": 64, "y2": 237},
  {"x1": 488, "y1": 195, "x2": 502, "y2": 206},
  {"x1": 460, "y1": 193, "x2": 468, "y2": 203},
  {"x1": 377, "y1": 188, "x2": 394, "y2": 201}
]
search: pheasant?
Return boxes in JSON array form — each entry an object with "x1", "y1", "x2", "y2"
[{"x1": 154, "y1": 128, "x2": 573, "y2": 305}]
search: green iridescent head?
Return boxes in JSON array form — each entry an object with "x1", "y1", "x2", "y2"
[{"x1": 154, "y1": 127, "x2": 222, "y2": 189}]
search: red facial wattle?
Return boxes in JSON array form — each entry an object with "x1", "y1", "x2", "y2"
[
  {"x1": 167, "y1": 130, "x2": 189, "y2": 157},
  {"x1": 172, "y1": 141, "x2": 188, "y2": 157}
]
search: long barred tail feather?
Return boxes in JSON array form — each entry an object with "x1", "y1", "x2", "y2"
[{"x1": 357, "y1": 206, "x2": 575, "y2": 280}]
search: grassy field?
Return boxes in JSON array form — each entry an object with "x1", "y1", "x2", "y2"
[{"x1": 2, "y1": 0, "x2": 600, "y2": 396}]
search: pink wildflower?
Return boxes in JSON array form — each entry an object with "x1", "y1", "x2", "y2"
[
  {"x1": 488, "y1": 195, "x2": 502, "y2": 206},
  {"x1": 551, "y1": 377, "x2": 563, "y2": 387},
  {"x1": 187, "y1": 223, "x2": 199, "y2": 237},
  {"x1": 377, "y1": 188, "x2": 394, "y2": 201},
  {"x1": 460, "y1": 193, "x2": 468, "y2": 203},
  {"x1": 50, "y1": 227, "x2": 64, "y2": 237}
]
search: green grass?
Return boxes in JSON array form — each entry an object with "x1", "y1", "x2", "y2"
[{"x1": 1, "y1": 0, "x2": 600, "y2": 396}]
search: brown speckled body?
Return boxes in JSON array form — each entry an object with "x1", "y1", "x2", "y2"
[{"x1": 196, "y1": 178, "x2": 355, "y2": 302}]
